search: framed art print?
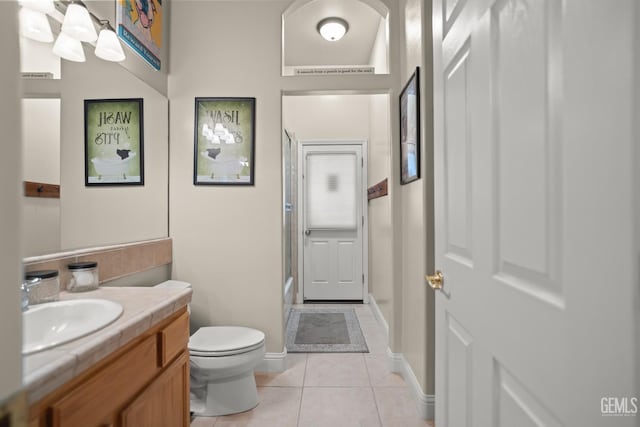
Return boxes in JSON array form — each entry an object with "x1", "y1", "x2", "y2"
[
  {"x1": 400, "y1": 66, "x2": 420, "y2": 185},
  {"x1": 193, "y1": 97, "x2": 256, "y2": 185},
  {"x1": 84, "y1": 98, "x2": 144, "y2": 186},
  {"x1": 116, "y1": 0, "x2": 163, "y2": 70}
]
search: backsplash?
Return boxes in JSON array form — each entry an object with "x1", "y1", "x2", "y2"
[{"x1": 23, "y1": 238, "x2": 172, "y2": 291}]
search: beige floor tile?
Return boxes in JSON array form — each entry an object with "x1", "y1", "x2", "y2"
[
  {"x1": 363, "y1": 334, "x2": 389, "y2": 354},
  {"x1": 364, "y1": 355, "x2": 407, "y2": 387},
  {"x1": 304, "y1": 353, "x2": 370, "y2": 387},
  {"x1": 190, "y1": 416, "x2": 216, "y2": 427},
  {"x1": 374, "y1": 387, "x2": 431, "y2": 427},
  {"x1": 213, "y1": 387, "x2": 302, "y2": 427},
  {"x1": 298, "y1": 387, "x2": 382, "y2": 427},
  {"x1": 256, "y1": 354, "x2": 307, "y2": 387}
]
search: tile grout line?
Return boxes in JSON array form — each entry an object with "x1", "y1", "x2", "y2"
[{"x1": 296, "y1": 354, "x2": 308, "y2": 427}]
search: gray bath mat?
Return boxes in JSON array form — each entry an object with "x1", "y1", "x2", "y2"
[{"x1": 286, "y1": 308, "x2": 369, "y2": 353}]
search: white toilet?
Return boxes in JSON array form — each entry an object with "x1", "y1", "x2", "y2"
[{"x1": 154, "y1": 280, "x2": 265, "y2": 416}]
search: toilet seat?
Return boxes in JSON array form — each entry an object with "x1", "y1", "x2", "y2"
[{"x1": 189, "y1": 326, "x2": 265, "y2": 357}]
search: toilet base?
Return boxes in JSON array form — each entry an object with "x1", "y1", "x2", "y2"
[{"x1": 190, "y1": 371, "x2": 259, "y2": 417}]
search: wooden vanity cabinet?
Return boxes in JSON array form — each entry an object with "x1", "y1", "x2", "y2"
[{"x1": 28, "y1": 309, "x2": 190, "y2": 427}]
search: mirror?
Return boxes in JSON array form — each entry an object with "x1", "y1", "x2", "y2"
[{"x1": 20, "y1": 10, "x2": 169, "y2": 258}]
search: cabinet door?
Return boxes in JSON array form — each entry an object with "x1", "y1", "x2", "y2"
[
  {"x1": 121, "y1": 351, "x2": 189, "y2": 427},
  {"x1": 50, "y1": 335, "x2": 158, "y2": 427}
]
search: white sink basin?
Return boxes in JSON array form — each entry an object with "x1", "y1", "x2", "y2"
[{"x1": 23, "y1": 299, "x2": 123, "y2": 355}]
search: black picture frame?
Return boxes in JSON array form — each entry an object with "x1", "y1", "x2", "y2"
[
  {"x1": 399, "y1": 67, "x2": 420, "y2": 185},
  {"x1": 84, "y1": 98, "x2": 144, "y2": 186},
  {"x1": 193, "y1": 97, "x2": 256, "y2": 186}
]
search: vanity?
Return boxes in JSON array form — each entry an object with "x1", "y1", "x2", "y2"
[{"x1": 24, "y1": 286, "x2": 191, "y2": 427}]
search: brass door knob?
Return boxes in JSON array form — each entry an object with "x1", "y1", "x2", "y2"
[{"x1": 426, "y1": 270, "x2": 443, "y2": 290}]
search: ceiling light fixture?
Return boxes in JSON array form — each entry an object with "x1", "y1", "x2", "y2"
[
  {"x1": 317, "y1": 17, "x2": 349, "y2": 42},
  {"x1": 95, "y1": 22, "x2": 126, "y2": 62}
]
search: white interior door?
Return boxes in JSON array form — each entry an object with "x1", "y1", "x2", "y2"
[
  {"x1": 432, "y1": 0, "x2": 639, "y2": 426},
  {"x1": 301, "y1": 143, "x2": 366, "y2": 301}
]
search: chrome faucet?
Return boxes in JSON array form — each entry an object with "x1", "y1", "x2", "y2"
[{"x1": 21, "y1": 278, "x2": 41, "y2": 312}]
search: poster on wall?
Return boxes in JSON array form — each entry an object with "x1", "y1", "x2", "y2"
[
  {"x1": 84, "y1": 99, "x2": 144, "y2": 186},
  {"x1": 400, "y1": 66, "x2": 420, "y2": 185},
  {"x1": 193, "y1": 97, "x2": 256, "y2": 186},
  {"x1": 116, "y1": 0, "x2": 162, "y2": 71}
]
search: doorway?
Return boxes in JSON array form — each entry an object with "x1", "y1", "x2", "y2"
[{"x1": 283, "y1": 93, "x2": 391, "y2": 304}]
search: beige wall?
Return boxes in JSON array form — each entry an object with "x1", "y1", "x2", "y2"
[
  {"x1": 56, "y1": 54, "x2": 169, "y2": 251},
  {"x1": 0, "y1": 2, "x2": 24, "y2": 398},
  {"x1": 22, "y1": 99, "x2": 61, "y2": 256},
  {"x1": 283, "y1": 95, "x2": 371, "y2": 140},
  {"x1": 368, "y1": 94, "x2": 394, "y2": 325},
  {"x1": 168, "y1": 1, "x2": 288, "y2": 352},
  {"x1": 397, "y1": 0, "x2": 435, "y2": 395}
]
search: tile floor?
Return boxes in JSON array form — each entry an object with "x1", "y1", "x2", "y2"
[{"x1": 191, "y1": 303, "x2": 435, "y2": 427}]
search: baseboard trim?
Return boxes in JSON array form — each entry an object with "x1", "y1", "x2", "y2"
[
  {"x1": 386, "y1": 348, "x2": 435, "y2": 420},
  {"x1": 256, "y1": 349, "x2": 287, "y2": 373},
  {"x1": 368, "y1": 293, "x2": 389, "y2": 338}
]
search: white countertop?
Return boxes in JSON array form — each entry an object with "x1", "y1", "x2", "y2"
[{"x1": 22, "y1": 286, "x2": 192, "y2": 405}]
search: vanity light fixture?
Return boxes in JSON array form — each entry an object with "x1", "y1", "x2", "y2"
[
  {"x1": 18, "y1": 0, "x2": 55, "y2": 14},
  {"x1": 18, "y1": 0, "x2": 128, "y2": 63},
  {"x1": 95, "y1": 22, "x2": 126, "y2": 62},
  {"x1": 61, "y1": 1, "x2": 97, "y2": 43},
  {"x1": 52, "y1": 31, "x2": 86, "y2": 62},
  {"x1": 317, "y1": 17, "x2": 349, "y2": 42},
  {"x1": 19, "y1": 7, "x2": 54, "y2": 43}
]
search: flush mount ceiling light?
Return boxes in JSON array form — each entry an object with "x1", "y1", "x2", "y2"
[
  {"x1": 317, "y1": 17, "x2": 349, "y2": 42},
  {"x1": 61, "y1": 2, "x2": 97, "y2": 42},
  {"x1": 95, "y1": 23, "x2": 126, "y2": 62}
]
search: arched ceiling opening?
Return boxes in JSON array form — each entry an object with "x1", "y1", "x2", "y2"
[{"x1": 283, "y1": 0, "x2": 389, "y2": 75}]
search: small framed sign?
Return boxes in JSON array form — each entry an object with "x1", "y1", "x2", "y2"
[
  {"x1": 84, "y1": 98, "x2": 144, "y2": 186},
  {"x1": 193, "y1": 97, "x2": 256, "y2": 185}
]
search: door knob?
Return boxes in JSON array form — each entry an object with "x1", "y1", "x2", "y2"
[
  {"x1": 426, "y1": 270, "x2": 443, "y2": 290},
  {"x1": 305, "y1": 229, "x2": 311, "y2": 236}
]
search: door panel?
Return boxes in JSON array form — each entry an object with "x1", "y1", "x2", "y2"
[
  {"x1": 445, "y1": 314, "x2": 472, "y2": 427},
  {"x1": 302, "y1": 143, "x2": 365, "y2": 301},
  {"x1": 444, "y1": 43, "x2": 473, "y2": 268},
  {"x1": 433, "y1": 0, "x2": 638, "y2": 425},
  {"x1": 309, "y1": 240, "x2": 330, "y2": 283}
]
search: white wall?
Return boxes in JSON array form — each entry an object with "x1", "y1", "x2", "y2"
[
  {"x1": 169, "y1": 1, "x2": 288, "y2": 353},
  {"x1": 369, "y1": 16, "x2": 389, "y2": 74},
  {"x1": 0, "y1": 1, "x2": 24, "y2": 399}
]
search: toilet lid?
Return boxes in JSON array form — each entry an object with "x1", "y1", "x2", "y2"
[{"x1": 189, "y1": 326, "x2": 265, "y2": 356}]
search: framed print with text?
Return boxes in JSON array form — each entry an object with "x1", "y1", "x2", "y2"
[
  {"x1": 84, "y1": 98, "x2": 144, "y2": 186},
  {"x1": 193, "y1": 97, "x2": 256, "y2": 186}
]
